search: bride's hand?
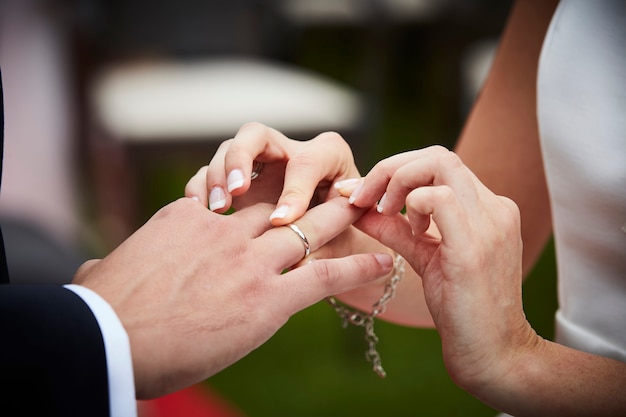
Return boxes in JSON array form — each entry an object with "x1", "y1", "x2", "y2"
[
  {"x1": 343, "y1": 145, "x2": 535, "y2": 389},
  {"x1": 185, "y1": 122, "x2": 360, "y2": 223},
  {"x1": 186, "y1": 123, "x2": 427, "y2": 325}
]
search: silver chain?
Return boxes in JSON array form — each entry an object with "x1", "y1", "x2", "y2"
[{"x1": 325, "y1": 253, "x2": 405, "y2": 378}]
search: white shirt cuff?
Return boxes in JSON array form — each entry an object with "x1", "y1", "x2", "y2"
[{"x1": 65, "y1": 284, "x2": 137, "y2": 417}]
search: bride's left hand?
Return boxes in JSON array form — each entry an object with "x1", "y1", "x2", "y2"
[
  {"x1": 185, "y1": 122, "x2": 360, "y2": 223},
  {"x1": 343, "y1": 145, "x2": 538, "y2": 391}
]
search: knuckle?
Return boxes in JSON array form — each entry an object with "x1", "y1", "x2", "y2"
[
  {"x1": 497, "y1": 196, "x2": 522, "y2": 233},
  {"x1": 370, "y1": 158, "x2": 394, "y2": 180},
  {"x1": 281, "y1": 183, "x2": 311, "y2": 200},
  {"x1": 215, "y1": 138, "x2": 234, "y2": 154},
  {"x1": 154, "y1": 199, "x2": 179, "y2": 218},
  {"x1": 157, "y1": 197, "x2": 198, "y2": 218},
  {"x1": 73, "y1": 259, "x2": 101, "y2": 282},
  {"x1": 226, "y1": 139, "x2": 249, "y2": 155},
  {"x1": 311, "y1": 260, "x2": 337, "y2": 289},
  {"x1": 238, "y1": 121, "x2": 267, "y2": 133},
  {"x1": 428, "y1": 144, "x2": 451, "y2": 155},
  {"x1": 290, "y1": 148, "x2": 319, "y2": 168},
  {"x1": 431, "y1": 185, "x2": 457, "y2": 204},
  {"x1": 312, "y1": 132, "x2": 354, "y2": 160},
  {"x1": 437, "y1": 149, "x2": 464, "y2": 169},
  {"x1": 230, "y1": 122, "x2": 272, "y2": 152},
  {"x1": 500, "y1": 196, "x2": 521, "y2": 215},
  {"x1": 315, "y1": 131, "x2": 347, "y2": 147},
  {"x1": 286, "y1": 151, "x2": 324, "y2": 182}
]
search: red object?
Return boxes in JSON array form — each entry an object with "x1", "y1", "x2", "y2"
[{"x1": 138, "y1": 384, "x2": 245, "y2": 417}]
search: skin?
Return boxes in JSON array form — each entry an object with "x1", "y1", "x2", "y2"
[
  {"x1": 186, "y1": 123, "x2": 433, "y2": 327},
  {"x1": 454, "y1": 0, "x2": 556, "y2": 275},
  {"x1": 72, "y1": 196, "x2": 393, "y2": 399},
  {"x1": 188, "y1": 122, "x2": 360, "y2": 219},
  {"x1": 189, "y1": 1, "x2": 626, "y2": 415},
  {"x1": 346, "y1": 146, "x2": 626, "y2": 416}
]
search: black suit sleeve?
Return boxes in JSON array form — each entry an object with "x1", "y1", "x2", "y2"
[
  {"x1": 0, "y1": 70, "x2": 110, "y2": 416},
  {"x1": 0, "y1": 285, "x2": 110, "y2": 417}
]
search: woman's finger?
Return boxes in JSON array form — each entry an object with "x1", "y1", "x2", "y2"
[
  {"x1": 380, "y1": 150, "x2": 479, "y2": 216},
  {"x1": 404, "y1": 188, "x2": 433, "y2": 237},
  {"x1": 270, "y1": 131, "x2": 359, "y2": 226},
  {"x1": 184, "y1": 165, "x2": 210, "y2": 207},
  {"x1": 353, "y1": 209, "x2": 436, "y2": 272},
  {"x1": 205, "y1": 139, "x2": 236, "y2": 212},
  {"x1": 185, "y1": 139, "x2": 234, "y2": 212},
  {"x1": 223, "y1": 122, "x2": 292, "y2": 196},
  {"x1": 348, "y1": 146, "x2": 450, "y2": 209},
  {"x1": 354, "y1": 185, "x2": 473, "y2": 278},
  {"x1": 348, "y1": 147, "x2": 482, "y2": 224},
  {"x1": 403, "y1": 185, "x2": 472, "y2": 254}
]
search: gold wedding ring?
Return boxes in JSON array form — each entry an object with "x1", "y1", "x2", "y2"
[{"x1": 287, "y1": 223, "x2": 310, "y2": 259}]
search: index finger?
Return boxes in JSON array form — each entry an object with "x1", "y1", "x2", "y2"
[
  {"x1": 223, "y1": 122, "x2": 293, "y2": 195},
  {"x1": 270, "y1": 131, "x2": 359, "y2": 226}
]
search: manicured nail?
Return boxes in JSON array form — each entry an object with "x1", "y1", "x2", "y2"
[
  {"x1": 227, "y1": 169, "x2": 245, "y2": 192},
  {"x1": 348, "y1": 183, "x2": 363, "y2": 205},
  {"x1": 270, "y1": 204, "x2": 290, "y2": 221},
  {"x1": 333, "y1": 178, "x2": 361, "y2": 190},
  {"x1": 209, "y1": 186, "x2": 226, "y2": 211},
  {"x1": 377, "y1": 192, "x2": 387, "y2": 213}
]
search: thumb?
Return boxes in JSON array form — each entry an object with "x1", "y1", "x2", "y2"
[
  {"x1": 281, "y1": 253, "x2": 393, "y2": 311},
  {"x1": 354, "y1": 209, "x2": 438, "y2": 277},
  {"x1": 353, "y1": 209, "x2": 416, "y2": 257}
]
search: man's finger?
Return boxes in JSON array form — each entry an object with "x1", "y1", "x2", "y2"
[
  {"x1": 277, "y1": 253, "x2": 393, "y2": 313},
  {"x1": 256, "y1": 197, "x2": 366, "y2": 271},
  {"x1": 231, "y1": 202, "x2": 279, "y2": 238}
]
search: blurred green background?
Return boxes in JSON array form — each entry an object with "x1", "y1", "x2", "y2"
[{"x1": 126, "y1": 2, "x2": 559, "y2": 415}]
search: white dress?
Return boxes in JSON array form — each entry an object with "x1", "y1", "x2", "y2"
[
  {"x1": 537, "y1": 0, "x2": 626, "y2": 363},
  {"x1": 500, "y1": 0, "x2": 626, "y2": 417},
  {"x1": 497, "y1": 2, "x2": 625, "y2": 416}
]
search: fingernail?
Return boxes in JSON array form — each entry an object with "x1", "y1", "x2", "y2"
[
  {"x1": 374, "y1": 253, "x2": 393, "y2": 269},
  {"x1": 348, "y1": 183, "x2": 363, "y2": 205},
  {"x1": 377, "y1": 192, "x2": 387, "y2": 213},
  {"x1": 209, "y1": 186, "x2": 226, "y2": 211},
  {"x1": 269, "y1": 204, "x2": 290, "y2": 221},
  {"x1": 227, "y1": 169, "x2": 245, "y2": 192},
  {"x1": 190, "y1": 195, "x2": 200, "y2": 202},
  {"x1": 333, "y1": 178, "x2": 361, "y2": 190}
]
